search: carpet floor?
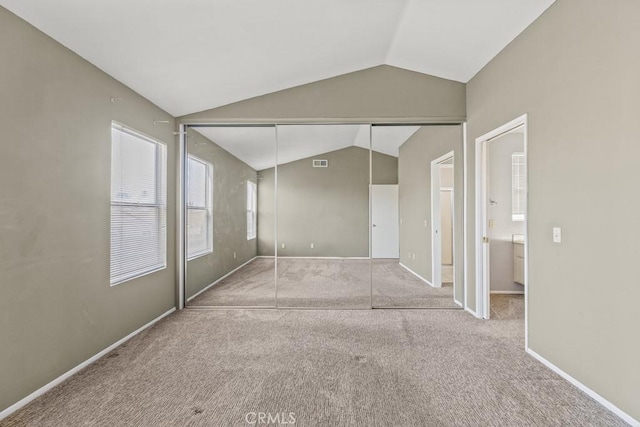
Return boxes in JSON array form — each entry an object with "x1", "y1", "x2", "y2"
[
  {"x1": 1, "y1": 302, "x2": 624, "y2": 426},
  {"x1": 189, "y1": 258, "x2": 458, "y2": 309}
]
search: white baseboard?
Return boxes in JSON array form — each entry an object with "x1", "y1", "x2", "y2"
[
  {"x1": 256, "y1": 255, "x2": 275, "y2": 259},
  {"x1": 187, "y1": 257, "x2": 257, "y2": 302},
  {"x1": 399, "y1": 262, "x2": 433, "y2": 287},
  {"x1": 490, "y1": 290, "x2": 525, "y2": 295},
  {"x1": 526, "y1": 348, "x2": 639, "y2": 427},
  {"x1": 0, "y1": 307, "x2": 176, "y2": 421}
]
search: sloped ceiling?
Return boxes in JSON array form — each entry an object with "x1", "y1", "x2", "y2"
[
  {"x1": 194, "y1": 125, "x2": 420, "y2": 170},
  {"x1": 1, "y1": 0, "x2": 554, "y2": 117}
]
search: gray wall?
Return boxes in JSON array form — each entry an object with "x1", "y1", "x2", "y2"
[
  {"x1": 258, "y1": 147, "x2": 397, "y2": 257},
  {"x1": 466, "y1": 0, "x2": 640, "y2": 419},
  {"x1": 0, "y1": 8, "x2": 176, "y2": 412},
  {"x1": 398, "y1": 126, "x2": 464, "y2": 304},
  {"x1": 179, "y1": 65, "x2": 465, "y2": 124},
  {"x1": 488, "y1": 132, "x2": 525, "y2": 293},
  {"x1": 186, "y1": 129, "x2": 258, "y2": 299}
]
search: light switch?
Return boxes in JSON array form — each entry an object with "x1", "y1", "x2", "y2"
[
  {"x1": 553, "y1": 227, "x2": 562, "y2": 243},
  {"x1": 281, "y1": 243, "x2": 286, "y2": 249},
  {"x1": 489, "y1": 220, "x2": 496, "y2": 228}
]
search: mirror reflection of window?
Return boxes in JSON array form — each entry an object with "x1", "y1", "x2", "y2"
[
  {"x1": 247, "y1": 181, "x2": 257, "y2": 240},
  {"x1": 187, "y1": 155, "x2": 213, "y2": 259},
  {"x1": 511, "y1": 153, "x2": 525, "y2": 222}
]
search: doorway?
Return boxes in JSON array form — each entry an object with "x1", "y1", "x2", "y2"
[
  {"x1": 475, "y1": 115, "x2": 528, "y2": 339},
  {"x1": 431, "y1": 152, "x2": 455, "y2": 292}
]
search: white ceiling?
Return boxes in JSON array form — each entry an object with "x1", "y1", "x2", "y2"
[
  {"x1": 194, "y1": 125, "x2": 420, "y2": 170},
  {"x1": 1, "y1": 0, "x2": 554, "y2": 117}
]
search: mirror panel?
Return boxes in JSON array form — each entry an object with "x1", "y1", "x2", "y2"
[
  {"x1": 371, "y1": 125, "x2": 464, "y2": 308},
  {"x1": 185, "y1": 126, "x2": 276, "y2": 307},
  {"x1": 275, "y1": 124, "x2": 371, "y2": 308}
]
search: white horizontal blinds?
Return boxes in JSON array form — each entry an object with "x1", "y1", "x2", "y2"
[
  {"x1": 187, "y1": 155, "x2": 213, "y2": 258},
  {"x1": 512, "y1": 153, "x2": 526, "y2": 221},
  {"x1": 110, "y1": 123, "x2": 166, "y2": 285},
  {"x1": 247, "y1": 181, "x2": 257, "y2": 240}
]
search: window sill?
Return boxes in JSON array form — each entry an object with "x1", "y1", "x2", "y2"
[
  {"x1": 110, "y1": 265, "x2": 166, "y2": 287},
  {"x1": 187, "y1": 250, "x2": 213, "y2": 261}
]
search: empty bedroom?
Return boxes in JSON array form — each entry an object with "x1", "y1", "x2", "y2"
[{"x1": 0, "y1": 1, "x2": 638, "y2": 426}]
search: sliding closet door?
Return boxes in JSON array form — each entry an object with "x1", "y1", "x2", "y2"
[
  {"x1": 371, "y1": 125, "x2": 464, "y2": 308},
  {"x1": 185, "y1": 125, "x2": 276, "y2": 307},
  {"x1": 275, "y1": 124, "x2": 371, "y2": 308}
]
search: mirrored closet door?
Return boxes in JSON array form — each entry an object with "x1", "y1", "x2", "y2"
[
  {"x1": 371, "y1": 125, "x2": 464, "y2": 308},
  {"x1": 275, "y1": 124, "x2": 371, "y2": 308},
  {"x1": 185, "y1": 126, "x2": 276, "y2": 307}
]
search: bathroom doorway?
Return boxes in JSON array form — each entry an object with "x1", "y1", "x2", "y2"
[{"x1": 475, "y1": 115, "x2": 528, "y2": 342}]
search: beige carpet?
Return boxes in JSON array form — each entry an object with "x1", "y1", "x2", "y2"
[
  {"x1": 189, "y1": 258, "x2": 458, "y2": 309},
  {"x1": 1, "y1": 304, "x2": 625, "y2": 426}
]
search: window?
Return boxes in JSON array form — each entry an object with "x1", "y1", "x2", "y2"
[
  {"x1": 110, "y1": 123, "x2": 166, "y2": 285},
  {"x1": 247, "y1": 181, "x2": 257, "y2": 240},
  {"x1": 512, "y1": 152, "x2": 526, "y2": 221},
  {"x1": 187, "y1": 155, "x2": 213, "y2": 259}
]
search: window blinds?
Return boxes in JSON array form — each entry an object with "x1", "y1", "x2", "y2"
[
  {"x1": 511, "y1": 153, "x2": 526, "y2": 222},
  {"x1": 187, "y1": 155, "x2": 213, "y2": 258},
  {"x1": 110, "y1": 123, "x2": 166, "y2": 285}
]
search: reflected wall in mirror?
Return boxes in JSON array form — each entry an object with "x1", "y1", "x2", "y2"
[
  {"x1": 371, "y1": 125, "x2": 464, "y2": 308},
  {"x1": 275, "y1": 125, "x2": 372, "y2": 308},
  {"x1": 185, "y1": 126, "x2": 276, "y2": 307}
]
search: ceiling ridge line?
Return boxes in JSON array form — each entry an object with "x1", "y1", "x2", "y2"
[{"x1": 383, "y1": 0, "x2": 412, "y2": 65}]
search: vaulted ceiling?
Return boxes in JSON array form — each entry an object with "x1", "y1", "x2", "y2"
[
  {"x1": 194, "y1": 125, "x2": 420, "y2": 170},
  {"x1": 1, "y1": 0, "x2": 554, "y2": 117}
]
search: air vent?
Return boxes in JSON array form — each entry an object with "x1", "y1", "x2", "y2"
[{"x1": 312, "y1": 159, "x2": 328, "y2": 168}]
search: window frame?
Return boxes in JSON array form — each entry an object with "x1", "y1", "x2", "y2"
[
  {"x1": 110, "y1": 122, "x2": 167, "y2": 286},
  {"x1": 187, "y1": 154, "x2": 214, "y2": 260},
  {"x1": 247, "y1": 180, "x2": 257, "y2": 240}
]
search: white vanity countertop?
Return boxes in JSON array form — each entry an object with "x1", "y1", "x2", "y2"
[{"x1": 512, "y1": 234, "x2": 525, "y2": 244}]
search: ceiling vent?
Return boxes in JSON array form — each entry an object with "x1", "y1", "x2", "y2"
[{"x1": 312, "y1": 159, "x2": 328, "y2": 168}]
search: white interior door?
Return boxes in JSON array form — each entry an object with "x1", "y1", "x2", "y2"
[{"x1": 371, "y1": 185, "x2": 399, "y2": 259}]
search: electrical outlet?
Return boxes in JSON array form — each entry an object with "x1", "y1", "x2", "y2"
[
  {"x1": 412, "y1": 253, "x2": 416, "y2": 260},
  {"x1": 489, "y1": 220, "x2": 496, "y2": 228},
  {"x1": 553, "y1": 227, "x2": 562, "y2": 243},
  {"x1": 424, "y1": 219, "x2": 428, "y2": 227},
  {"x1": 310, "y1": 243, "x2": 314, "y2": 249},
  {"x1": 233, "y1": 252, "x2": 236, "y2": 259},
  {"x1": 400, "y1": 218, "x2": 403, "y2": 225},
  {"x1": 281, "y1": 243, "x2": 286, "y2": 249}
]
